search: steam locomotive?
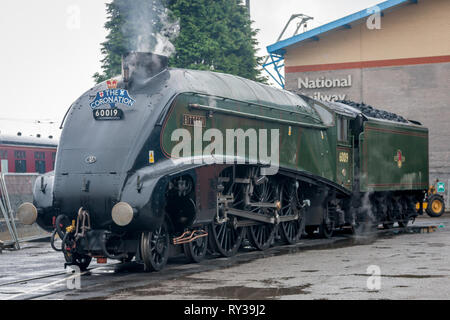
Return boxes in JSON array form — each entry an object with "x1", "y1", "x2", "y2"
[{"x1": 17, "y1": 52, "x2": 429, "y2": 271}]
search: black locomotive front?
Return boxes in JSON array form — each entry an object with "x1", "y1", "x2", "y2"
[{"x1": 17, "y1": 53, "x2": 190, "y2": 268}]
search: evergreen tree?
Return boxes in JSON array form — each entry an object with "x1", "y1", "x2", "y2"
[
  {"x1": 94, "y1": 0, "x2": 265, "y2": 83},
  {"x1": 167, "y1": 0, "x2": 265, "y2": 82},
  {"x1": 93, "y1": 1, "x2": 125, "y2": 83}
]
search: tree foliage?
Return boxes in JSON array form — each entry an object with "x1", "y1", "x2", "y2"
[{"x1": 94, "y1": 0, "x2": 265, "y2": 83}]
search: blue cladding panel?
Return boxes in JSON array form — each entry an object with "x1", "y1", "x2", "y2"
[{"x1": 267, "y1": 0, "x2": 410, "y2": 54}]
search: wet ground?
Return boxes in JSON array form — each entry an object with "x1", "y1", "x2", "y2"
[{"x1": 0, "y1": 215, "x2": 449, "y2": 300}]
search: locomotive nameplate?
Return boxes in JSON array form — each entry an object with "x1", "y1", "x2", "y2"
[
  {"x1": 93, "y1": 108, "x2": 124, "y2": 120},
  {"x1": 183, "y1": 114, "x2": 206, "y2": 127}
]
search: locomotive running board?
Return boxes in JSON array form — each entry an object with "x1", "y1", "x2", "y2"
[{"x1": 226, "y1": 208, "x2": 298, "y2": 225}]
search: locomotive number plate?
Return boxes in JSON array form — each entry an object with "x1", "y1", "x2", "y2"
[
  {"x1": 183, "y1": 114, "x2": 206, "y2": 127},
  {"x1": 93, "y1": 108, "x2": 123, "y2": 120}
]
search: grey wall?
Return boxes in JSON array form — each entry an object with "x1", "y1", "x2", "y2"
[{"x1": 285, "y1": 62, "x2": 450, "y2": 184}]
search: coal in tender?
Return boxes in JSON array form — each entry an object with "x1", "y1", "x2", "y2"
[{"x1": 337, "y1": 100, "x2": 409, "y2": 123}]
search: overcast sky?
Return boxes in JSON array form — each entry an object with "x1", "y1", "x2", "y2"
[{"x1": 0, "y1": 0, "x2": 381, "y2": 138}]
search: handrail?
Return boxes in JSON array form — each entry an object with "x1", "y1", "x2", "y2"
[
  {"x1": 188, "y1": 92, "x2": 322, "y2": 123},
  {"x1": 188, "y1": 103, "x2": 328, "y2": 129}
]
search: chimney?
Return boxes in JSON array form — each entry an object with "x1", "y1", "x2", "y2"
[{"x1": 122, "y1": 52, "x2": 169, "y2": 88}]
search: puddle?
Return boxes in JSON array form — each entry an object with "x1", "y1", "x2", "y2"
[
  {"x1": 279, "y1": 276, "x2": 295, "y2": 281},
  {"x1": 394, "y1": 285, "x2": 409, "y2": 288},
  {"x1": 183, "y1": 277, "x2": 225, "y2": 285},
  {"x1": 125, "y1": 289, "x2": 173, "y2": 297},
  {"x1": 193, "y1": 283, "x2": 312, "y2": 299},
  {"x1": 427, "y1": 243, "x2": 446, "y2": 247},
  {"x1": 354, "y1": 273, "x2": 446, "y2": 279},
  {"x1": 260, "y1": 279, "x2": 280, "y2": 285},
  {"x1": 259, "y1": 276, "x2": 301, "y2": 285},
  {"x1": 102, "y1": 282, "x2": 313, "y2": 300},
  {"x1": 385, "y1": 274, "x2": 446, "y2": 279}
]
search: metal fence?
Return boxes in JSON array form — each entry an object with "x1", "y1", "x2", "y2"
[{"x1": 0, "y1": 173, "x2": 50, "y2": 248}]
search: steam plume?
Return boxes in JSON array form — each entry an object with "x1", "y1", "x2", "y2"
[{"x1": 119, "y1": 0, "x2": 180, "y2": 57}]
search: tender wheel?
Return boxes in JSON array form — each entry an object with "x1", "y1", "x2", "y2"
[
  {"x1": 397, "y1": 207, "x2": 411, "y2": 228},
  {"x1": 383, "y1": 222, "x2": 394, "y2": 229},
  {"x1": 183, "y1": 227, "x2": 208, "y2": 263},
  {"x1": 397, "y1": 219, "x2": 409, "y2": 228},
  {"x1": 279, "y1": 180, "x2": 304, "y2": 244},
  {"x1": 353, "y1": 202, "x2": 379, "y2": 234},
  {"x1": 352, "y1": 223, "x2": 365, "y2": 235},
  {"x1": 247, "y1": 170, "x2": 277, "y2": 250},
  {"x1": 318, "y1": 203, "x2": 334, "y2": 238},
  {"x1": 319, "y1": 220, "x2": 334, "y2": 238},
  {"x1": 397, "y1": 197, "x2": 415, "y2": 228},
  {"x1": 140, "y1": 219, "x2": 170, "y2": 272},
  {"x1": 353, "y1": 220, "x2": 379, "y2": 234},
  {"x1": 426, "y1": 195, "x2": 445, "y2": 218}
]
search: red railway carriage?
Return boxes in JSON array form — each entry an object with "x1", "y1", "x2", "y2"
[{"x1": 0, "y1": 134, "x2": 58, "y2": 174}]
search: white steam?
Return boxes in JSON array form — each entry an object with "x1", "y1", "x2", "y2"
[{"x1": 121, "y1": 0, "x2": 180, "y2": 57}]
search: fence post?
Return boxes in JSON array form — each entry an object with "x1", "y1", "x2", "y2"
[
  {"x1": 0, "y1": 174, "x2": 20, "y2": 249},
  {"x1": 1, "y1": 173, "x2": 20, "y2": 248}
]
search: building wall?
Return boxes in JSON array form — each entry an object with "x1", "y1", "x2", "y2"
[
  {"x1": 283, "y1": 0, "x2": 450, "y2": 183},
  {"x1": 285, "y1": 0, "x2": 450, "y2": 69}
]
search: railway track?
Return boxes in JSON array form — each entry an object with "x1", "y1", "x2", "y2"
[
  {"x1": 0, "y1": 222, "x2": 443, "y2": 300},
  {"x1": 0, "y1": 263, "x2": 119, "y2": 300}
]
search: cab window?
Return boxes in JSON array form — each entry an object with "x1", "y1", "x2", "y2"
[{"x1": 337, "y1": 116, "x2": 348, "y2": 142}]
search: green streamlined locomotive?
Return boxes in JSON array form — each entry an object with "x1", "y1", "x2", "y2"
[{"x1": 17, "y1": 53, "x2": 428, "y2": 271}]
